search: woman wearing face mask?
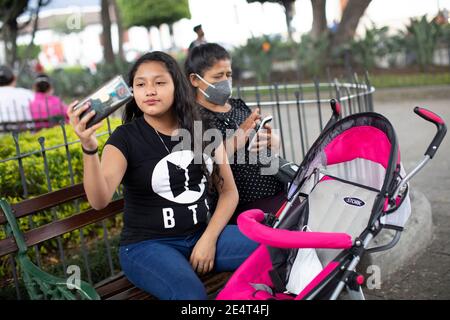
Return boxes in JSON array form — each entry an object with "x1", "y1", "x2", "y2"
[
  {"x1": 185, "y1": 43, "x2": 285, "y2": 224},
  {"x1": 67, "y1": 51, "x2": 258, "y2": 299}
]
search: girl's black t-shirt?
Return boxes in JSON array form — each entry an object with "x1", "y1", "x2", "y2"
[{"x1": 105, "y1": 116, "x2": 211, "y2": 245}]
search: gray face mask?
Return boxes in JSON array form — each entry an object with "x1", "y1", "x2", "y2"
[{"x1": 195, "y1": 74, "x2": 232, "y2": 106}]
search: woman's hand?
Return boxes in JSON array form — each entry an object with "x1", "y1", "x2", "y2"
[
  {"x1": 232, "y1": 108, "x2": 261, "y2": 151},
  {"x1": 189, "y1": 234, "x2": 217, "y2": 275},
  {"x1": 248, "y1": 123, "x2": 280, "y2": 154},
  {"x1": 67, "y1": 100, "x2": 104, "y2": 151}
]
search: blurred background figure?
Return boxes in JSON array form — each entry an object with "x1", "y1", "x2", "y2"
[
  {"x1": 188, "y1": 24, "x2": 207, "y2": 52},
  {"x1": 0, "y1": 65, "x2": 33, "y2": 126},
  {"x1": 29, "y1": 73, "x2": 68, "y2": 129}
]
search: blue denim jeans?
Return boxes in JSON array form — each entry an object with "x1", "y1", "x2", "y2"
[{"x1": 119, "y1": 225, "x2": 258, "y2": 300}]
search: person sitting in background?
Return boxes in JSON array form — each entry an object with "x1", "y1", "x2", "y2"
[
  {"x1": 0, "y1": 65, "x2": 33, "y2": 126},
  {"x1": 29, "y1": 73, "x2": 68, "y2": 129}
]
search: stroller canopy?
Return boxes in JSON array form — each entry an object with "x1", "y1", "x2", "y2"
[{"x1": 217, "y1": 112, "x2": 411, "y2": 300}]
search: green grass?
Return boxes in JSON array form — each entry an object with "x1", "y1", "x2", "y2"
[{"x1": 370, "y1": 72, "x2": 450, "y2": 88}]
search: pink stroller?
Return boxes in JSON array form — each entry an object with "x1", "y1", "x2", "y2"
[{"x1": 217, "y1": 102, "x2": 447, "y2": 300}]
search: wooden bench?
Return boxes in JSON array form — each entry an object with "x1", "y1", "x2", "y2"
[{"x1": 0, "y1": 183, "x2": 232, "y2": 300}]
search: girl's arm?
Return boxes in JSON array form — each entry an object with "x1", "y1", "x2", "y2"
[
  {"x1": 189, "y1": 142, "x2": 239, "y2": 274},
  {"x1": 203, "y1": 142, "x2": 239, "y2": 239},
  {"x1": 83, "y1": 144, "x2": 127, "y2": 210},
  {"x1": 67, "y1": 101, "x2": 127, "y2": 210}
]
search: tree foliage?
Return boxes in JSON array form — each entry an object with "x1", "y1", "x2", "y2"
[
  {"x1": 0, "y1": 0, "x2": 50, "y2": 65},
  {"x1": 118, "y1": 0, "x2": 191, "y2": 29}
]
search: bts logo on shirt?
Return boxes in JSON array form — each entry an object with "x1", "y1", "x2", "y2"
[
  {"x1": 167, "y1": 159, "x2": 201, "y2": 197},
  {"x1": 151, "y1": 150, "x2": 213, "y2": 229}
]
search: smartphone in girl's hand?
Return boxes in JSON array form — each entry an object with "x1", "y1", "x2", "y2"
[{"x1": 73, "y1": 75, "x2": 133, "y2": 128}]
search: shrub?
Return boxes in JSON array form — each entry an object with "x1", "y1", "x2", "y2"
[{"x1": 0, "y1": 118, "x2": 123, "y2": 288}]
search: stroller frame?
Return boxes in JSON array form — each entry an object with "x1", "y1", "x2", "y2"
[
  {"x1": 218, "y1": 101, "x2": 447, "y2": 300},
  {"x1": 278, "y1": 105, "x2": 446, "y2": 300}
]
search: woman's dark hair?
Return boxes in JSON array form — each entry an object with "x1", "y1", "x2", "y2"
[
  {"x1": 123, "y1": 51, "x2": 222, "y2": 190},
  {"x1": 184, "y1": 43, "x2": 232, "y2": 128},
  {"x1": 34, "y1": 74, "x2": 51, "y2": 93},
  {"x1": 184, "y1": 43, "x2": 231, "y2": 84}
]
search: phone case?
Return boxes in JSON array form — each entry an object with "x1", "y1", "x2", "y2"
[
  {"x1": 74, "y1": 75, "x2": 133, "y2": 128},
  {"x1": 247, "y1": 116, "x2": 273, "y2": 151}
]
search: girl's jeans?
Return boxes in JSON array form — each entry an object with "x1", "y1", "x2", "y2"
[{"x1": 119, "y1": 225, "x2": 258, "y2": 300}]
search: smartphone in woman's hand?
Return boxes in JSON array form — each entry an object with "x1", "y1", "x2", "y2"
[{"x1": 247, "y1": 115, "x2": 273, "y2": 151}]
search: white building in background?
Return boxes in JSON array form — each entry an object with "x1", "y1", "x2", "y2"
[{"x1": 17, "y1": 5, "x2": 142, "y2": 70}]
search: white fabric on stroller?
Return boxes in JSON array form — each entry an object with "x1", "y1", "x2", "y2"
[
  {"x1": 285, "y1": 226, "x2": 323, "y2": 295},
  {"x1": 324, "y1": 158, "x2": 386, "y2": 191},
  {"x1": 307, "y1": 179, "x2": 378, "y2": 265}
]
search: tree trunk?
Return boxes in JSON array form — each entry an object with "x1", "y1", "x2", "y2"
[
  {"x1": 4, "y1": 21, "x2": 19, "y2": 67},
  {"x1": 283, "y1": 0, "x2": 296, "y2": 41},
  {"x1": 1, "y1": 0, "x2": 28, "y2": 67},
  {"x1": 110, "y1": 0, "x2": 124, "y2": 61},
  {"x1": 101, "y1": 0, "x2": 115, "y2": 64},
  {"x1": 332, "y1": 0, "x2": 372, "y2": 47},
  {"x1": 18, "y1": 0, "x2": 45, "y2": 74},
  {"x1": 168, "y1": 24, "x2": 175, "y2": 49},
  {"x1": 310, "y1": 0, "x2": 328, "y2": 40}
]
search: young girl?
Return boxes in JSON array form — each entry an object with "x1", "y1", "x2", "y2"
[
  {"x1": 185, "y1": 43, "x2": 285, "y2": 223},
  {"x1": 30, "y1": 73, "x2": 68, "y2": 129},
  {"x1": 67, "y1": 51, "x2": 257, "y2": 300}
]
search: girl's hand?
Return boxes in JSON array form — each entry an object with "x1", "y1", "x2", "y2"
[
  {"x1": 189, "y1": 234, "x2": 217, "y2": 275},
  {"x1": 67, "y1": 100, "x2": 103, "y2": 151}
]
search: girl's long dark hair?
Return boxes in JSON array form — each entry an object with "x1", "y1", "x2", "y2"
[{"x1": 123, "y1": 51, "x2": 222, "y2": 191}]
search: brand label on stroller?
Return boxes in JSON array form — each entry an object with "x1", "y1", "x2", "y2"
[{"x1": 343, "y1": 197, "x2": 365, "y2": 207}]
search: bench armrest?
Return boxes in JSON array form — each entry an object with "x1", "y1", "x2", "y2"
[
  {"x1": 1, "y1": 199, "x2": 100, "y2": 300},
  {"x1": 18, "y1": 255, "x2": 100, "y2": 300}
]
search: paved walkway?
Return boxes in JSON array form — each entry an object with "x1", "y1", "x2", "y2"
[{"x1": 364, "y1": 85, "x2": 450, "y2": 299}]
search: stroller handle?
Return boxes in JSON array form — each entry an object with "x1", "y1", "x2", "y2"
[
  {"x1": 414, "y1": 107, "x2": 447, "y2": 159},
  {"x1": 330, "y1": 99, "x2": 341, "y2": 118},
  {"x1": 322, "y1": 99, "x2": 342, "y2": 132},
  {"x1": 237, "y1": 209, "x2": 353, "y2": 249}
]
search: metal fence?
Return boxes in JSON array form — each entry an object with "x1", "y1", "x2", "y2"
[
  {"x1": 0, "y1": 74, "x2": 374, "y2": 299},
  {"x1": 0, "y1": 96, "x2": 67, "y2": 133}
]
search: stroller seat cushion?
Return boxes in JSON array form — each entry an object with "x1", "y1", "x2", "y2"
[{"x1": 308, "y1": 178, "x2": 378, "y2": 264}]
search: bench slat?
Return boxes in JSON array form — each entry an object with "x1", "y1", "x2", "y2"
[
  {"x1": 106, "y1": 286, "x2": 153, "y2": 300},
  {"x1": 0, "y1": 184, "x2": 86, "y2": 225},
  {"x1": 95, "y1": 271, "x2": 232, "y2": 300},
  {"x1": 0, "y1": 199, "x2": 124, "y2": 257},
  {"x1": 0, "y1": 236, "x2": 18, "y2": 257},
  {"x1": 23, "y1": 199, "x2": 124, "y2": 248},
  {"x1": 95, "y1": 272, "x2": 135, "y2": 299}
]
